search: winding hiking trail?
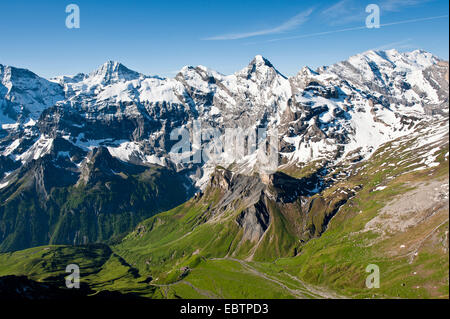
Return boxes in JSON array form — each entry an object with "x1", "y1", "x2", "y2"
[
  {"x1": 211, "y1": 257, "x2": 309, "y2": 299},
  {"x1": 152, "y1": 280, "x2": 220, "y2": 299},
  {"x1": 151, "y1": 256, "x2": 345, "y2": 299},
  {"x1": 223, "y1": 257, "x2": 345, "y2": 299},
  {"x1": 407, "y1": 218, "x2": 449, "y2": 264}
]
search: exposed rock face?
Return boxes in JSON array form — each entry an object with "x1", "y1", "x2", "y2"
[
  {"x1": 0, "y1": 49, "x2": 448, "y2": 251},
  {"x1": 0, "y1": 144, "x2": 191, "y2": 252},
  {"x1": 2, "y1": 50, "x2": 448, "y2": 190},
  {"x1": 209, "y1": 167, "x2": 233, "y2": 190},
  {"x1": 364, "y1": 179, "x2": 449, "y2": 240},
  {"x1": 77, "y1": 146, "x2": 143, "y2": 186},
  {"x1": 202, "y1": 168, "x2": 342, "y2": 244},
  {"x1": 0, "y1": 65, "x2": 64, "y2": 122},
  {"x1": 421, "y1": 61, "x2": 449, "y2": 115},
  {"x1": 236, "y1": 195, "x2": 270, "y2": 242},
  {"x1": 267, "y1": 171, "x2": 324, "y2": 202},
  {"x1": 0, "y1": 155, "x2": 19, "y2": 179}
]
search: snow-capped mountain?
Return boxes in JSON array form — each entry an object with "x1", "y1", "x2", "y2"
[
  {"x1": 0, "y1": 49, "x2": 448, "y2": 190},
  {"x1": 0, "y1": 48, "x2": 448, "y2": 252},
  {"x1": 0, "y1": 65, "x2": 64, "y2": 125},
  {"x1": 281, "y1": 50, "x2": 448, "y2": 166}
]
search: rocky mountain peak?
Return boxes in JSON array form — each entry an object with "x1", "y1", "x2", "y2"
[
  {"x1": 0, "y1": 50, "x2": 448, "y2": 270},
  {"x1": 88, "y1": 146, "x2": 115, "y2": 167},
  {"x1": 298, "y1": 66, "x2": 318, "y2": 77},
  {"x1": 78, "y1": 146, "x2": 149, "y2": 187},
  {"x1": 209, "y1": 167, "x2": 233, "y2": 190},
  {"x1": 88, "y1": 61, "x2": 141, "y2": 84},
  {"x1": 250, "y1": 55, "x2": 273, "y2": 68},
  {"x1": 78, "y1": 147, "x2": 119, "y2": 186},
  {"x1": 237, "y1": 55, "x2": 287, "y2": 80},
  {"x1": 1, "y1": 64, "x2": 36, "y2": 83},
  {"x1": 1, "y1": 49, "x2": 448, "y2": 194},
  {"x1": 290, "y1": 66, "x2": 320, "y2": 92},
  {"x1": 0, "y1": 64, "x2": 65, "y2": 123}
]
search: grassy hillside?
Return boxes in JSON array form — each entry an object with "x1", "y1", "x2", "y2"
[
  {"x1": 0, "y1": 121, "x2": 448, "y2": 299},
  {"x1": 0, "y1": 151, "x2": 189, "y2": 252}
]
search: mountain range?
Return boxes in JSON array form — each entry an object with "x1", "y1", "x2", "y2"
[{"x1": 0, "y1": 49, "x2": 448, "y2": 299}]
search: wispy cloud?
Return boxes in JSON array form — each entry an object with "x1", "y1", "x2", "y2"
[
  {"x1": 321, "y1": 0, "x2": 367, "y2": 26},
  {"x1": 371, "y1": 38, "x2": 415, "y2": 51},
  {"x1": 381, "y1": 0, "x2": 433, "y2": 12},
  {"x1": 322, "y1": 0, "x2": 349, "y2": 16},
  {"x1": 203, "y1": 8, "x2": 314, "y2": 40},
  {"x1": 321, "y1": 0, "x2": 434, "y2": 26},
  {"x1": 246, "y1": 14, "x2": 448, "y2": 44}
]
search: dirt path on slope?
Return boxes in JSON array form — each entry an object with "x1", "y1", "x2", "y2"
[
  {"x1": 210, "y1": 257, "x2": 344, "y2": 299},
  {"x1": 151, "y1": 280, "x2": 220, "y2": 299},
  {"x1": 150, "y1": 257, "x2": 345, "y2": 299}
]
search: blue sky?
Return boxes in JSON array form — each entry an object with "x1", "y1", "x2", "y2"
[{"x1": 0, "y1": 0, "x2": 448, "y2": 78}]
